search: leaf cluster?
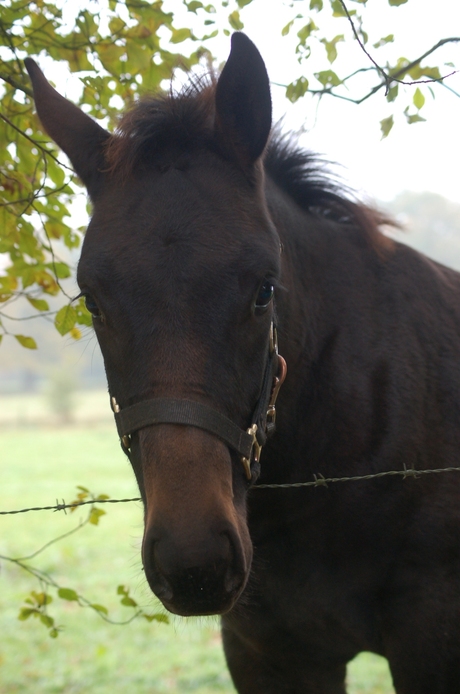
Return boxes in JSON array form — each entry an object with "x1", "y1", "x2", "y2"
[
  {"x1": 2, "y1": 485, "x2": 168, "y2": 638},
  {"x1": 0, "y1": 0, "x2": 217, "y2": 347}
]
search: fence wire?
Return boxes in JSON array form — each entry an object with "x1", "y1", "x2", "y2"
[{"x1": 2, "y1": 464, "x2": 460, "y2": 515}]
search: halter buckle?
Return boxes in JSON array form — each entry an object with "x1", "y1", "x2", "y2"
[
  {"x1": 112, "y1": 398, "x2": 131, "y2": 450},
  {"x1": 241, "y1": 423, "x2": 261, "y2": 480},
  {"x1": 269, "y1": 323, "x2": 278, "y2": 355},
  {"x1": 266, "y1": 355, "x2": 287, "y2": 429}
]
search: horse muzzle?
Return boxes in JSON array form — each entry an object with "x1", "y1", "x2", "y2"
[
  {"x1": 137, "y1": 425, "x2": 253, "y2": 616},
  {"x1": 142, "y1": 520, "x2": 250, "y2": 616}
]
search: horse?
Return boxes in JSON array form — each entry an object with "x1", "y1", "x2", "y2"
[{"x1": 25, "y1": 32, "x2": 460, "y2": 693}]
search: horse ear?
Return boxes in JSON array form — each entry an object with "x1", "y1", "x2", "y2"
[
  {"x1": 24, "y1": 58, "x2": 109, "y2": 199},
  {"x1": 215, "y1": 33, "x2": 272, "y2": 170}
]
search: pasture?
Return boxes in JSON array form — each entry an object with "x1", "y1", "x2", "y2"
[{"x1": 0, "y1": 391, "x2": 394, "y2": 692}]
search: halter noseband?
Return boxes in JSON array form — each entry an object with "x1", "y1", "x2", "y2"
[{"x1": 110, "y1": 322, "x2": 287, "y2": 481}]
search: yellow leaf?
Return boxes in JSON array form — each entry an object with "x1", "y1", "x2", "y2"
[{"x1": 70, "y1": 327, "x2": 82, "y2": 340}]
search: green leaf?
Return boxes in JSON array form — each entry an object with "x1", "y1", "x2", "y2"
[
  {"x1": 310, "y1": 0, "x2": 323, "y2": 9},
  {"x1": 407, "y1": 64, "x2": 441, "y2": 81},
  {"x1": 282, "y1": 20, "x2": 295, "y2": 36},
  {"x1": 50, "y1": 262, "x2": 71, "y2": 279},
  {"x1": 236, "y1": 0, "x2": 252, "y2": 6},
  {"x1": 89, "y1": 507, "x2": 106, "y2": 525},
  {"x1": 373, "y1": 34, "x2": 394, "y2": 49},
  {"x1": 144, "y1": 613, "x2": 170, "y2": 623},
  {"x1": 297, "y1": 21, "x2": 317, "y2": 44},
  {"x1": 406, "y1": 113, "x2": 426, "y2": 124},
  {"x1": 413, "y1": 87, "x2": 425, "y2": 110},
  {"x1": 40, "y1": 614, "x2": 55, "y2": 628},
  {"x1": 58, "y1": 588, "x2": 79, "y2": 602},
  {"x1": 90, "y1": 603, "x2": 109, "y2": 615},
  {"x1": 31, "y1": 591, "x2": 52, "y2": 606},
  {"x1": 315, "y1": 70, "x2": 342, "y2": 88},
  {"x1": 75, "y1": 297, "x2": 92, "y2": 327},
  {"x1": 26, "y1": 296, "x2": 50, "y2": 312},
  {"x1": 55, "y1": 305, "x2": 77, "y2": 336},
  {"x1": 14, "y1": 335, "x2": 37, "y2": 349},
  {"x1": 386, "y1": 84, "x2": 399, "y2": 103},
  {"x1": 186, "y1": 0, "x2": 204, "y2": 11},
  {"x1": 330, "y1": 0, "x2": 355, "y2": 16},
  {"x1": 117, "y1": 585, "x2": 128, "y2": 596},
  {"x1": 286, "y1": 77, "x2": 309, "y2": 103},
  {"x1": 388, "y1": 0, "x2": 408, "y2": 5},
  {"x1": 321, "y1": 35, "x2": 344, "y2": 64},
  {"x1": 380, "y1": 115, "x2": 394, "y2": 139},
  {"x1": 109, "y1": 17, "x2": 126, "y2": 34},
  {"x1": 228, "y1": 10, "x2": 243, "y2": 31},
  {"x1": 18, "y1": 607, "x2": 37, "y2": 621},
  {"x1": 170, "y1": 28, "x2": 193, "y2": 43},
  {"x1": 121, "y1": 596, "x2": 138, "y2": 607}
]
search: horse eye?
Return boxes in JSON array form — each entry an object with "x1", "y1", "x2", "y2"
[
  {"x1": 84, "y1": 294, "x2": 101, "y2": 318},
  {"x1": 255, "y1": 281, "x2": 274, "y2": 310}
]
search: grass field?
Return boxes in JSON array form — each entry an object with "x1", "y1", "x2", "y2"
[{"x1": 0, "y1": 391, "x2": 395, "y2": 693}]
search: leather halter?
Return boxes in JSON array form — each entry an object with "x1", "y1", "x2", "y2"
[{"x1": 110, "y1": 322, "x2": 287, "y2": 481}]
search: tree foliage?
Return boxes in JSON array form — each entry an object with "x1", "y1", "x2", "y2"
[{"x1": 0, "y1": 0, "x2": 458, "y2": 347}]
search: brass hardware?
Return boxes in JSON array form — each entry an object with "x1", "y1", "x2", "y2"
[
  {"x1": 266, "y1": 355, "x2": 287, "y2": 427},
  {"x1": 241, "y1": 456, "x2": 252, "y2": 480},
  {"x1": 122, "y1": 434, "x2": 131, "y2": 449},
  {"x1": 241, "y1": 423, "x2": 262, "y2": 480},
  {"x1": 111, "y1": 396, "x2": 120, "y2": 413},
  {"x1": 269, "y1": 322, "x2": 278, "y2": 355}
]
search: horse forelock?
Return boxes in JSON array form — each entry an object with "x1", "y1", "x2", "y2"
[{"x1": 104, "y1": 76, "x2": 218, "y2": 177}]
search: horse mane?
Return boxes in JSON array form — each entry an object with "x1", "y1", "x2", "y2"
[
  {"x1": 105, "y1": 78, "x2": 393, "y2": 242},
  {"x1": 264, "y1": 133, "x2": 393, "y2": 239}
]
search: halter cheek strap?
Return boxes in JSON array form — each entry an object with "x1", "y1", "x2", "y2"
[{"x1": 110, "y1": 322, "x2": 287, "y2": 481}]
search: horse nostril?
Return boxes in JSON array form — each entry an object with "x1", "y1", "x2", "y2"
[
  {"x1": 224, "y1": 566, "x2": 243, "y2": 594},
  {"x1": 152, "y1": 578, "x2": 173, "y2": 602},
  {"x1": 220, "y1": 529, "x2": 246, "y2": 594},
  {"x1": 143, "y1": 538, "x2": 174, "y2": 602}
]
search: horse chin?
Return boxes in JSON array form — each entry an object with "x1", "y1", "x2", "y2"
[
  {"x1": 158, "y1": 593, "x2": 241, "y2": 618},
  {"x1": 145, "y1": 562, "x2": 248, "y2": 617}
]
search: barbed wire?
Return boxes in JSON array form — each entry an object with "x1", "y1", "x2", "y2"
[
  {"x1": 255, "y1": 464, "x2": 460, "y2": 489},
  {"x1": 0, "y1": 497, "x2": 142, "y2": 516},
  {"x1": 1, "y1": 464, "x2": 460, "y2": 515}
]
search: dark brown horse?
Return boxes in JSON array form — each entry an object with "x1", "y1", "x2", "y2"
[{"x1": 26, "y1": 33, "x2": 460, "y2": 693}]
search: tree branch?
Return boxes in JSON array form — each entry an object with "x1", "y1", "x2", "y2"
[
  {"x1": 0, "y1": 71, "x2": 33, "y2": 97},
  {"x1": 338, "y1": 0, "x2": 459, "y2": 96}
]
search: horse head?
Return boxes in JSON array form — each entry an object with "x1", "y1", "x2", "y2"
[{"x1": 26, "y1": 34, "x2": 286, "y2": 616}]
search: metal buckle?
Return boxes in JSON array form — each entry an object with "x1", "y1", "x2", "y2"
[
  {"x1": 266, "y1": 355, "x2": 287, "y2": 428},
  {"x1": 269, "y1": 322, "x2": 278, "y2": 355},
  {"x1": 241, "y1": 423, "x2": 262, "y2": 480},
  {"x1": 111, "y1": 397, "x2": 131, "y2": 450}
]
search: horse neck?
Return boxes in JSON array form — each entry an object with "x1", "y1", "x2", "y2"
[{"x1": 262, "y1": 179, "x2": 385, "y2": 484}]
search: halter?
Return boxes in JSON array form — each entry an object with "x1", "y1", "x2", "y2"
[{"x1": 110, "y1": 322, "x2": 287, "y2": 481}]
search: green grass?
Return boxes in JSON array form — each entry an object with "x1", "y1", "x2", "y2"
[{"x1": 0, "y1": 393, "x2": 395, "y2": 693}]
